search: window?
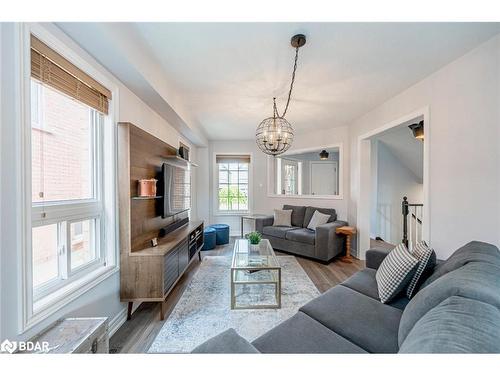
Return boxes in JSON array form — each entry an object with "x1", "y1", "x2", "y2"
[
  {"x1": 284, "y1": 163, "x2": 298, "y2": 195},
  {"x1": 31, "y1": 79, "x2": 105, "y2": 302},
  {"x1": 216, "y1": 155, "x2": 250, "y2": 213},
  {"x1": 276, "y1": 158, "x2": 299, "y2": 195},
  {"x1": 22, "y1": 32, "x2": 115, "y2": 328}
]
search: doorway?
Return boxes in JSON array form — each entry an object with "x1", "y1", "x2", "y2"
[{"x1": 357, "y1": 107, "x2": 430, "y2": 259}]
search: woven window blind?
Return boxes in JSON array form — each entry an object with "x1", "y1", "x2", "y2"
[{"x1": 30, "y1": 35, "x2": 111, "y2": 114}]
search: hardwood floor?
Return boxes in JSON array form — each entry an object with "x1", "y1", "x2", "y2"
[
  {"x1": 370, "y1": 238, "x2": 396, "y2": 252},
  {"x1": 109, "y1": 238, "x2": 364, "y2": 353}
]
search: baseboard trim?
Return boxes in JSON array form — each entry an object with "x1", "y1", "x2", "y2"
[{"x1": 108, "y1": 307, "x2": 128, "y2": 338}]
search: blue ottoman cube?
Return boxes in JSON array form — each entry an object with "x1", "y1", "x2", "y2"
[
  {"x1": 210, "y1": 224, "x2": 230, "y2": 245},
  {"x1": 202, "y1": 227, "x2": 217, "y2": 251}
]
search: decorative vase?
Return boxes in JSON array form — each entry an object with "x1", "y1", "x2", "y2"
[{"x1": 138, "y1": 179, "x2": 157, "y2": 197}]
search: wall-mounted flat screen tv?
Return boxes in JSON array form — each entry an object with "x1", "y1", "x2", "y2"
[{"x1": 161, "y1": 162, "x2": 191, "y2": 218}]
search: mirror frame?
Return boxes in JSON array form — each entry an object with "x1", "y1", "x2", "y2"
[{"x1": 266, "y1": 143, "x2": 344, "y2": 200}]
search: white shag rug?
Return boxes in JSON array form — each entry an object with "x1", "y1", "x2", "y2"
[{"x1": 148, "y1": 255, "x2": 320, "y2": 353}]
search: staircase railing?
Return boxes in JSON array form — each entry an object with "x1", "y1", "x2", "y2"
[{"x1": 402, "y1": 196, "x2": 423, "y2": 250}]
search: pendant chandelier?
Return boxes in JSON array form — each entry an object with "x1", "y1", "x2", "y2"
[{"x1": 256, "y1": 34, "x2": 306, "y2": 156}]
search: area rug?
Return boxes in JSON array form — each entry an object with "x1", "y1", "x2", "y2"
[{"x1": 148, "y1": 255, "x2": 320, "y2": 353}]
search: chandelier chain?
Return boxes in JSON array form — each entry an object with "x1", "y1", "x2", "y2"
[
  {"x1": 277, "y1": 46, "x2": 299, "y2": 118},
  {"x1": 256, "y1": 34, "x2": 305, "y2": 156}
]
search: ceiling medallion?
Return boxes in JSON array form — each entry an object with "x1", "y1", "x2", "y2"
[{"x1": 256, "y1": 34, "x2": 306, "y2": 156}]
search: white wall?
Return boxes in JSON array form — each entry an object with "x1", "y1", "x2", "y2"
[
  {"x1": 0, "y1": 23, "x2": 198, "y2": 341},
  {"x1": 373, "y1": 141, "x2": 423, "y2": 245},
  {"x1": 197, "y1": 126, "x2": 350, "y2": 235},
  {"x1": 350, "y1": 34, "x2": 500, "y2": 259}
]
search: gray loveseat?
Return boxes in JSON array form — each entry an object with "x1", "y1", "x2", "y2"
[
  {"x1": 193, "y1": 241, "x2": 500, "y2": 353},
  {"x1": 255, "y1": 205, "x2": 348, "y2": 263}
]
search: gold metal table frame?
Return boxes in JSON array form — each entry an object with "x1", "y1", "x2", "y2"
[{"x1": 230, "y1": 239, "x2": 281, "y2": 310}]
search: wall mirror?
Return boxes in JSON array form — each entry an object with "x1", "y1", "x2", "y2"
[{"x1": 268, "y1": 145, "x2": 343, "y2": 199}]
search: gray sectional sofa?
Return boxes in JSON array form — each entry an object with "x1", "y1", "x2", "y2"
[
  {"x1": 255, "y1": 205, "x2": 347, "y2": 263},
  {"x1": 193, "y1": 241, "x2": 500, "y2": 353}
]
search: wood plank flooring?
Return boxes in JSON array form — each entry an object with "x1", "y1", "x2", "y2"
[
  {"x1": 370, "y1": 238, "x2": 396, "y2": 251},
  {"x1": 109, "y1": 238, "x2": 364, "y2": 353}
]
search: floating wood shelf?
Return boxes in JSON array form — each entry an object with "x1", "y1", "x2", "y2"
[
  {"x1": 131, "y1": 196, "x2": 163, "y2": 200},
  {"x1": 162, "y1": 155, "x2": 198, "y2": 167}
]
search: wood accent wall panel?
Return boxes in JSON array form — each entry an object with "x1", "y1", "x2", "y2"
[
  {"x1": 118, "y1": 122, "x2": 204, "y2": 321},
  {"x1": 127, "y1": 124, "x2": 178, "y2": 252}
]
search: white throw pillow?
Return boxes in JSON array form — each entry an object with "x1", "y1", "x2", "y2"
[
  {"x1": 273, "y1": 209, "x2": 292, "y2": 226},
  {"x1": 376, "y1": 243, "x2": 420, "y2": 303},
  {"x1": 307, "y1": 210, "x2": 331, "y2": 230}
]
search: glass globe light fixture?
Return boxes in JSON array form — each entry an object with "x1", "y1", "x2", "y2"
[{"x1": 256, "y1": 99, "x2": 294, "y2": 156}]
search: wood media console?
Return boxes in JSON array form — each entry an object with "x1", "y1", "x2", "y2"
[{"x1": 117, "y1": 122, "x2": 203, "y2": 320}]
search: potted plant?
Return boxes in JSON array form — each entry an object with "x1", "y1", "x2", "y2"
[{"x1": 245, "y1": 231, "x2": 262, "y2": 245}]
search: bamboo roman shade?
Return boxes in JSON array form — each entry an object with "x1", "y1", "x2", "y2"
[
  {"x1": 30, "y1": 35, "x2": 112, "y2": 114},
  {"x1": 216, "y1": 155, "x2": 251, "y2": 164}
]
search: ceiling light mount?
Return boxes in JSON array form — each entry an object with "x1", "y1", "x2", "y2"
[{"x1": 291, "y1": 34, "x2": 307, "y2": 48}]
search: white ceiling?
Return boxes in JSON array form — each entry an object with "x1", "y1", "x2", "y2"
[
  {"x1": 375, "y1": 118, "x2": 424, "y2": 182},
  {"x1": 132, "y1": 23, "x2": 500, "y2": 140},
  {"x1": 58, "y1": 23, "x2": 500, "y2": 142}
]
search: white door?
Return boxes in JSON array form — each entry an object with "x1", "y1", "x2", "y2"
[{"x1": 310, "y1": 162, "x2": 338, "y2": 195}]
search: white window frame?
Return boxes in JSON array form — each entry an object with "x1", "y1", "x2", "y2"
[
  {"x1": 30, "y1": 80, "x2": 44, "y2": 131},
  {"x1": 19, "y1": 23, "x2": 119, "y2": 332},
  {"x1": 30, "y1": 90, "x2": 105, "y2": 302},
  {"x1": 213, "y1": 153, "x2": 252, "y2": 216}
]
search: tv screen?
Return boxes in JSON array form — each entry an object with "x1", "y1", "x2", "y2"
[{"x1": 161, "y1": 163, "x2": 191, "y2": 218}]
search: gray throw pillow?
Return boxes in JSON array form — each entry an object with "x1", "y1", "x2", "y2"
[
  {"x1": 273, "y1": 209, "x2": 292, "y2": 226},
  {"x1": 306, "y1": 210, "x2": 330, "y2": 230},
  {"x1": 376, "y1": 243, "x2": 419, "y2": 303},
  {"x1": 406, "y1": 241, "x2": 436, "y2": 298}
]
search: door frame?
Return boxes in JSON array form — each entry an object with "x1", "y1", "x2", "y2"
[{"x1": 356, "y1": 106, "x2": 430, "y2": 259}]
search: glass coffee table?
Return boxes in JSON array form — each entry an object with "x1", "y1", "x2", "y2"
[{"x1": 231, "y1": 239, "x2": 281, "y2": 310}]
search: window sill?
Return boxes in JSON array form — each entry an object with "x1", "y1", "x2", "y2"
[
  {"x1": 24, "y1": 264, "x2": 119, "y2": 333},
  {"x1": 214, "y1": 211, "x2": 250, "y2": 217}
]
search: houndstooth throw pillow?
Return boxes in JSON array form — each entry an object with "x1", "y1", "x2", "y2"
[
  {"x1": 376, "y1": 243, "x2": 419, "y2": 303},
  {"x1": 406, "y1": 241, "x2": 435, "y2": 298}
]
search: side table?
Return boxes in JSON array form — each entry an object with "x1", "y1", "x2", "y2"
[
  {"x1": 335, "y1": 226, "x2": 357, "y2": 263},
  {"x1": 241, "y1": 214, "x2": 269, "y2": 238}
]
